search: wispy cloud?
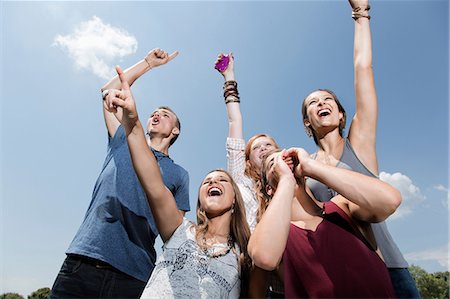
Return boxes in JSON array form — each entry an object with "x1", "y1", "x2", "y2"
[
  {"x1": 434, "y1": 185, "x2": 448, "y2": 192},
  {"x1": 433, "y1": 184, "x2": 450, "y2": 209},
  {"x1": 405, "y1": 243, "x2": 449, "y2": 270},
  {"x1": 379, "y1": 171, "x2": 425, "y2": 220},
  {"x1": 53, "y1": 16, "x2": 137, "y2": 79}
]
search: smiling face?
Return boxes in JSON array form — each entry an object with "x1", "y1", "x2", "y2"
[
  {"x1": 198, "y1": 170, "x2": 236, "y2": 218},
  {"x1": 248, "y1": 136, "x2": 278, "y2": 171},
  {"x1": 302, "y1": 89, "x2": 346, "y2": 143}
]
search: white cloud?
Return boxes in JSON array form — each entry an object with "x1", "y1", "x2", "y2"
[
  {"x1": 405, "y1": 243, "x2": 449, "y2": 270},
  {"x1": 433, "y1": 184, "x2": 450, "y2": 209},
  {"x1": 434, "y1": 184, "x2": 448, "y2": 192},
  {"x1": 379, "y1": 171, "x2": 425, "y2": 220},
  {"x1": 53, "y1": 16, "x2": 138, "y2": 79}
]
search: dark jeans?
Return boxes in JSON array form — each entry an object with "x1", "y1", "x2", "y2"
[
  {"x1": 49, "y1": 255, "x2": 147, "y2": 299},
  {"x1": 389, "y1": 267, "x2": 421, "y2": 298}
]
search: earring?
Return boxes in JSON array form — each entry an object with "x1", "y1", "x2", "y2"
[
  {"x1": 304, "y1": 126, "x2": 313, "y2": 138},
  {"x1": 231, "y1": 203, "x2": 235, "y2": 214}
]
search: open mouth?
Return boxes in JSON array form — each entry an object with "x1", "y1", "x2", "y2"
[
  {"x1": 208, "y1": 187, "x2": 223, "y2": 196},
  {"x1": 318, "y1": 108, "x2": 331, "y2": 117}
]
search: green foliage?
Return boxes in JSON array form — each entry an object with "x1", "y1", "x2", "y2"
[
  {"x1": 0, "y1": 293, "x2": 25, "y2": 299},
  {"x1": 409, "y1": 265, "x2": 449, "y2": 299},
  {"x1": 27, "y1": 288, "x2": 50, "y2": 299}
]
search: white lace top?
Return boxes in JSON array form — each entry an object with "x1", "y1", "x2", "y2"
[{"x1": 140, "y1": 218, "x2": 241, "y2": 298}]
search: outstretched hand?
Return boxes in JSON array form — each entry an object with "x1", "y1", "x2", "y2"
[
  {"x1": 104, "y1": 66, "x2": 139, "y2": 131},
  {"x1": 145, "y1": 48, "x2": 179, "y2": 69},
  {"x1": 215, "y1": 52, "x2": 235, "y2": 81}
]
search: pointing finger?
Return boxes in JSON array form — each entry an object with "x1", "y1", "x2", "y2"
[
  {"x1": 167, "y1": 51, "x2": 179, "y2": 62},
  {"x1": 115, "y1": 65, "x2": 130, "y2": 91}
]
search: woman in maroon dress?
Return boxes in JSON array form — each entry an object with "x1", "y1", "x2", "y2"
[{"x1": 248, "y1": 148, "x2": 400, "y2": 298}]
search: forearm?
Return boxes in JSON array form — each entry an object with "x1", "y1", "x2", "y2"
[
  {"x1": 126, "y1": 119, "x2": 182, "y2": 239},
  {"x1": 354, "y1": 17, "x2": 372, "y2": 70},
  {"x1": 353, "y1": 16, "x2": 377, "y2": 116},
  {"x1": 102, "y1": 59, "x2": 151, "y2": 91},
  {"x1": 248, "y1": 177, "x2": 295, "y2": 270},
  {"x1": 126, "y1": 120, "x2": 166, "y2": 197},
  {"x1": 222, "y1": 71, "x2": 243, "y2": 139},
  {"x1": 304, "y1": 160, "x2": 401, "y2": 220}
]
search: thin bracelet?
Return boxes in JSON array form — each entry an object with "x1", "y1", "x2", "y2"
[{"x1": 144, "y1": 57, "x2": 153, "y2": 68}]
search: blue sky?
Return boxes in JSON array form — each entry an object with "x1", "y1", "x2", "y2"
[{"x1": 1, "y1": 0, "x2": 448, "y2": 296}]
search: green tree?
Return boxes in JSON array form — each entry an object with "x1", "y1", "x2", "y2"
[
  {"x1": 27, "y1": 288, "x2": 50, "y2": 299},
  {"x1": 0, "y1": 293, "x2": 25, "y2": 299},
  {"x1": 410, "y1": 264, "x2": 449, "y2": 299}
]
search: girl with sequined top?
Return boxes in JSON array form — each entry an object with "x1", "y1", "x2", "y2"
[{"x1": 106, "y1": 65, "x2": 252, "y2": 298}]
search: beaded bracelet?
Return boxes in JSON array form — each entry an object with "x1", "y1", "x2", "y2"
[
  {"x1": 352, "y1": 5, "x2": 370, "y2": 20},
  {"x1": 225, "y1": 95, "x2": 241, "y2": 104}
]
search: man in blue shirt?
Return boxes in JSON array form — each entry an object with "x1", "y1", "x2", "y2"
[{"x1": 49, "y1": 49, "x2": 190, "y2": 298}]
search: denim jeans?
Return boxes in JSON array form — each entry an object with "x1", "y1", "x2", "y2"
[
  {"x1": 389, "y1": 268, "x2": 421, "y2": 298},
  {"x1": 49, "y1": 255, "x2": 147, "y2": 298}
]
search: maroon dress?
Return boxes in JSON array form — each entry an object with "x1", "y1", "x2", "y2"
[{"x1": 283, "y1": 201, "x2": 395, "y2": 298}]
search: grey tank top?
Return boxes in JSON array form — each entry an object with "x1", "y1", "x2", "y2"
[{"x1": 306, "y1": 138, "x2": 408, "y2": 268}]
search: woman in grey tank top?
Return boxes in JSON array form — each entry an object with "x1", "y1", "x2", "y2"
[{"x1": 300, "y1": 0, "x2": 420, "y2": 298}]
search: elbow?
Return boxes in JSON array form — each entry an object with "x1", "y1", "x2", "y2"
[
  {"x1": 372, "y1": 188, "x2": 402, "y2": 222},
  {"x1": 248, "y1": 243, "x2": 279, "y2": 271},
  {"x1": 354, "y1": 61, "x2": 373, "y2": 72},
  {"x1": 385, "y1": 188, "x2": 402, "y2": 216}
]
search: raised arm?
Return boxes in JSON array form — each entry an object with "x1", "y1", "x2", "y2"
[
  {"x1": 216, "y1": 53, "x2": 243, "y2": 140},
  {"x1": 286, "y1": 147, "x2": 401, "y2": 223},
  {"x1": 248, "y1": 153, "x2": 296, "y2": 271},
  {"x1": 347, "y1": 0, "x2": 379, "y2": 175},
  {"x1": 215, "y1": 53, "x2": 247, "y2": 182},
  {"x1": 101, "y1": 49, "x2": 179, "y2": 138},
  {"x1": 107, "y1": 65, "x2": 183, "y2": 242}
]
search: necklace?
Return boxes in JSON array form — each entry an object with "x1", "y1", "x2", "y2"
[{"x1": 201, "y1": 234, "x2": 234, "y2": 258}]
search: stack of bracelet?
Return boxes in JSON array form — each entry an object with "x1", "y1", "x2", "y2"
[
  {"x1": 352, "y1": 5, "x2": 370, "y2": 20},
  {"x1": 224, "y1": 80, "x2": 240, "y2": 104}
]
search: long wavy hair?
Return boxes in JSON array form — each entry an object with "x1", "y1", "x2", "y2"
[
  {"x1": 301, "y1": 89, "x2": 347, "y2": 145},
  {"x1": 243, "y1": 134, "x2": 280, "y2": 223},
  {"x1": 195, "y1": 169, "x2": 252, "y2": 297}
]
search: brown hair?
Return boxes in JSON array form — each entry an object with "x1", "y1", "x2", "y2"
[
  {"x1": 195, "y1": 169, "x2": 252, "y2": 297},
  {"x1": 301, "y1": 89, "x2": 347, "y2": 145},
  {"x1": 257, "y1": 149, "x2": 283, "y2": 221}
]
